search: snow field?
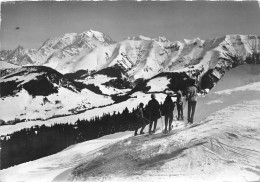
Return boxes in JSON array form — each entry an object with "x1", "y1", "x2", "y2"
[
  {"x1": 0, "y1": 87, "x2": 114, "y2": 125},
  {"x1": 0, "y1": 131, "x2": 133, "y2": 182},
  {"x1": 146, "y1": 77, "x2": 170, "y2": 92},
  {"x1": 0, "y1": 61, "x2": 19, "y2": 69},
  {"x1": 80, "y1": 74, "x2": 131, "y2": 95},
  {"x1": 0, "y1": 91, "x2": 164, "y2": 136}
]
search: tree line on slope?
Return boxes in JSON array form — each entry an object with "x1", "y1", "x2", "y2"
[{"x1": 0, "y1": 106, "x2": 151, "y2": 170}]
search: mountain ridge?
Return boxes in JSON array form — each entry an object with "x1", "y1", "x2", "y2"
[
  {"x1": 1, "y1": 30, "x2": 115, "y2": 67},
  {"x1": 1, "y1": 33, "x2": 259, "y2": 81}
]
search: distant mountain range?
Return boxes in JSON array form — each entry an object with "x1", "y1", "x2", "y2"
[
  {"x1": 0, "y1": 29, "x2": 114, "y2": 66},
  {"x1": 1, "y1": 31, "x2": 259, "y2": 81}
]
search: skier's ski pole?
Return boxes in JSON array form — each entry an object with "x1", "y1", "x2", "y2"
[
  {"x1": 159, "y1": 109, "x2": 163, "y2": 131},
  {"x1": 183, "y1": 100, "x2": 187, "y2": 109},
  {"x1": 136, "y1": 114, "x2": 151, "y2": 123},
  {"x1": 181, "y1": 99, "x2": 187, "y2": 121},
  {"x1": 143, "y1": 117, "x2": 151, "y2": 123}
]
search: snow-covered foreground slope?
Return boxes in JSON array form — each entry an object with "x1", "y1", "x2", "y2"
[
  {"x1": 0, "y1": 131, "x2": 133, "y2": 182},
  {"x1": 0, "y1": 64, "x2": 259, "y2": 182},
  {"x1": 69, "y1": 100, "x2": 260, "y2": 182}
]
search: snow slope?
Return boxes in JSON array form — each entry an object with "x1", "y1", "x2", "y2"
[
  {"x1": 0, "y1": 87, "x2": 114, "y2": 122},
  {"x1": 146, "y1": 76, "x2": 171, "y2": 92},
  {"x1": 0, "y1": 92, "x2": 165, "y2": 136},
  {"x1": 0, "y1": 66, "x2": 114, "y2": 122},
  {"x1": 1, "y1": 64, "x2": 259, "y2": 182},
  {"x1": 79, "y1": 74, "x2": 131, "y2": 95},
  {"x1": 0, "y1": 61, "x2": 19, "y2": 69},
  {"x1": 70, "y1": 100, "x2": 260, "y2": 182},
  {"x1": 0, "y1": 131, "x2": 133, "y2": 182}
]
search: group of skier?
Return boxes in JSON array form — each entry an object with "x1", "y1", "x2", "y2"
[{"x1": 134, "y1": 79, "x2": 198, "y2": 136}]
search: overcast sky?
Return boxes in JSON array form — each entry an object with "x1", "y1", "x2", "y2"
[{"x1": 1, "y1": 1, "x2": 260, "y2": 50}]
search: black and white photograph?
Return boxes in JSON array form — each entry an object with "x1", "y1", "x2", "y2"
[{"x1": 0, "y1": 1, "x2": 260, "y2": 182}]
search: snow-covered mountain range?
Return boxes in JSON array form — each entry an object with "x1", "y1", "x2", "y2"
[
  {"x1": 0, "y1": 46, "x2": 36, "y2": 65},
  {"x1": 1, "y1": 30, "x2": 114, "y2": 67},
  {"x1": 59, "y1": 34, "x2": 259, "y2": 82},
  {"x1": 2, "y1": 31, "x2": 259, "y2": 79}
]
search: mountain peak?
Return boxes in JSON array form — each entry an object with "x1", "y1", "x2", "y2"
[
  {"x1": 155, "y1": 36, "x2": 169, "y2": 42},
  {"x1": 80, "y1": 29, "x2": 115, "y2": 44},
  {"x1": 63, "y1": 32, "x2": 77, "y2": 39},
  {"x1": 15, "y1": 45, "x2": 25, "y2": 51},
  {"x1": 82, "y1": 29, "x2": 103, "y2": 37},
  {"x1": 182, "y1": 37, "x2": 204, "y2": 45}
]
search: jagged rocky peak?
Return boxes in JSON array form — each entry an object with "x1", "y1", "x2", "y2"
[
  {"x1": 182, "y1": 37, "x2": 204, "y2": 45},
  {"x1": 5, "y1": 45, "x2": 27, "y2": 63},
  {"x1": 12, "y1": 45, "x2": 35, "y2": 54},
  {"x1": 15, "y1": 45, "x2": 24, "y2": 51},
  {"x1": 11, "y1": 45, "x2": 33, "y2": 55},
  {"x1": 224, "y1": 34, "x2": 260, "y2": 51}
]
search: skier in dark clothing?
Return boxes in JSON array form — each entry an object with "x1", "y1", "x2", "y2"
[
  {"x1": 186, "y1": 79, "x2": 198, "y2": 124},
  {"x1": 147, "y1": 94, "x2": 161, "y2": 134},
  {"x1": 176, "y1": 90, "x2": 184, "y2": 120},
  {"x1": 134, "y1": 103, "x2": 146, "y2": 136},
  {"x1": 162, "y1": 93, "x2": 175, "y2": 133}
]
